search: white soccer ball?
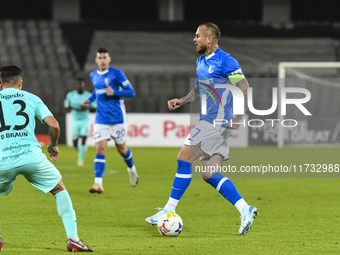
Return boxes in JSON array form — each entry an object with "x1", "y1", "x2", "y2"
[{"x1": 157, "y1": 212, "x2": 183, "y2": 237}]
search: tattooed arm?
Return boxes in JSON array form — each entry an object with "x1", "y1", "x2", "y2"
[
  {"x1": 227, "y1": 78, "x2": 249, "y2": 129},
  {"x1": 167, "y1": 85, "x2": 200, "y2": 111}
]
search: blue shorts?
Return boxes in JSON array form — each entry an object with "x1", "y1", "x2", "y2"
[
  {"x1": 0, "y1": 154, "x2": 62, "y2": 196},
  {"x1": 72, "y1": 120, "x2": 90, "y2": 140}
]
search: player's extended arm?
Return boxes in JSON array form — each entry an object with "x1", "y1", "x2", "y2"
[
  {"x1": 227, "y1": 78, "x2": 249, "y2": 130},
  {"x1": 44, "y1": 115, "x2": 60, "y2": 162},
  {"x1": 64, "y1": 105, "x2": 72, "y2": 111},
  {"x1": 64, "y1": 93, "x2": 72, "y2": 111},
  {"x1": 167, "y1": 85, "x2": 199, "y2": 111},
  {"x1": 108, "y1": 84, "x2": 135, "y2": 97},
  {"x1": 82, "y1": 90, "x2": 96, "y2": 109},
  {"x1": 88, "y1": 90, "x2": 96, "y2": 103}
]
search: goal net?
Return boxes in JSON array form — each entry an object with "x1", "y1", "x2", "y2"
[{"x1": 277, "y1": 62, "x2": 340, "y2": 147}]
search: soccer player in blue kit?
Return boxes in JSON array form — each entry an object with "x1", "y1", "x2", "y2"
[
  {"x1": 82, "y1": 47, "x2": 138, "y2": 194},
  {"x1": 0, "y1": 65, "x2": 93, "y2": 252},
  {"x1": 145, "y1": 23, "x2": 258, "y2": 235}
]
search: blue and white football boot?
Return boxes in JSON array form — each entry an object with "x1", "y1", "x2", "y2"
[
  {"x1": 239, "y1": 205, "x2": 258, "y2": 235},
  {"x1": 145, "y1": 208, "x2": 175, "y2": 225}
]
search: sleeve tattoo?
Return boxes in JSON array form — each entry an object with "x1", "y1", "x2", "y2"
[{"x1": 180, "y1": 85, "x2": 200, "y2": 105}]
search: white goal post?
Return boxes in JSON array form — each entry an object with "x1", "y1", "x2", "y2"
[{"x1": 278, "y1": 62, "x2": 340, "y2": 148}]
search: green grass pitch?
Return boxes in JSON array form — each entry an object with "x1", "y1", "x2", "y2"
[{"x1": 1, "y1": 145, "x2": 340, "y2": 254}]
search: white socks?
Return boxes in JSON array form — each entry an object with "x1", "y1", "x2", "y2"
[
  {"x1": 235, "y1": 198, "x2": 248, "y2": 214},
  {"x1": 127, "y1": 165, "x2": 136, "y2": 173},
  {"x1": 164, "y1": 197, "x2": 179, "y2": 211},
  {"x1": 95, "y1": 177, "x2": 103, "y2": 186}
]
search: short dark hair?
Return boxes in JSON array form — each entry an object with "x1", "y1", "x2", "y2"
[
  {"x1": 96, "y1": 47, "x2": 110, "y2": 55},
  {"x1": 200, "y1": 22, "x2": 221, "y2": 41},
  {"x1": 0, "y1": 65, "x2": 23, "y2": 84},
  {"x1": 76, "y1": 77, "x2": 85, "y2": 83}
]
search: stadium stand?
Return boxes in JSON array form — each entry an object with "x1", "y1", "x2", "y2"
[
  {"x1": 84, "y1": 31, "x2": 337, "y2": 76},
  {"x1": 0, "y1": 19, "x2": 82, "y2": 114}
]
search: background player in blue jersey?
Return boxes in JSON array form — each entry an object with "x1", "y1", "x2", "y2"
[
  {"x1": 0, "y1": 65, "x2": 93, "y2": 252},
  {"x1": 82, "y1": 47, "x2": 138, "y2": 194},
  {"x1": 64, "y1": 78, "x2": 96, "y2": 166},
  {"x1": 145, "y1": 23, "x2": 258, "y2": 235}
]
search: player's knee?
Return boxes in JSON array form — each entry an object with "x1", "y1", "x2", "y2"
[
  {"x1": 50, "y1": 179, "x2": 66, "y2": 195},
  {"x1": 81, "y1": 136, "x2": 87, "y2": 145},
  {"x1": 96, "y1": 146, "x2": 106, "y2": 155}
]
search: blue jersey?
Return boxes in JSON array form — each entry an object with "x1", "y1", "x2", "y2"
[
  {"x1": 196, "y1": 48, "x2": 245, "y2": 127},
  {"x1": 88, "y1": 66, "x2": 135, "y2": 125},
  {"x1": 0, "y1": 88, "x2": 52, "y2": 169}
]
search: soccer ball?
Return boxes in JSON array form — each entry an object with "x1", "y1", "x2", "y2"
[{"x1": 157, "y1": 212, "x2": 183, "y2": 237}]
